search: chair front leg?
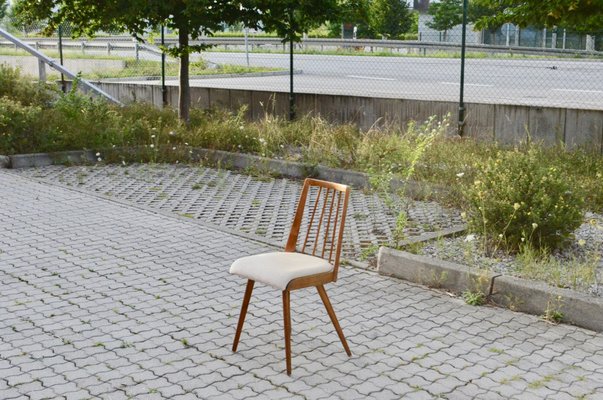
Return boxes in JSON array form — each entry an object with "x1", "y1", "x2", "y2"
[
  {"x1": 283, "y1": 290, "x2": 292, "y2": 375},
  {"x1": 232, "y1": 279, "x2": 254, "y2": 352},
  {"x1": 317, "y1": 285, "x2": 352, "y2": 356}
]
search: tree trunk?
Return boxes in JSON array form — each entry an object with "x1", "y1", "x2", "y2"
[{"x1": 178, "y1": 27, "x2": 190, "y2": 123}]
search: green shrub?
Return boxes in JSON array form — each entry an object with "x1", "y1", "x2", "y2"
[
  {"x1": 45, "y1": 86, "x2": 122, "y2": 151},
  {"x1": 0, "y1": 97, "x2": 46, "y2": 154},
  {"x1": 0, "y1": 64, "x2": 56, "y2": 107},
  {"x1": 467, "y1": 147, "x2": 584, "y2": 253}
]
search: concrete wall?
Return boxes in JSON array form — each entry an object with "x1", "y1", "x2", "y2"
[{"x1": 94, "y1": 81, "x2": 603, "y2": 153}]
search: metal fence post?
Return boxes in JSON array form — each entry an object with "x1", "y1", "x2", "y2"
[
  {"x1": 289, "y1": 8, "x2": 295, "y2": 121},
  {"x1": 458, "y1": 0, "x2": 468, "y2": 137},
  {"x1": 38, "y1": 59, "x2": 46, "y2": 83},
  {"x1": 161, "y1": 25, "x2": 167, "y2": 107},
  {"x1": 58, "y1": 24, "x2": 66, "y2": 93}
]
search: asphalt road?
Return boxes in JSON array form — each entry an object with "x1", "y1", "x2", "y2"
[{"x1": 191, "y1": 52, "x2": 603, "y2": 110}]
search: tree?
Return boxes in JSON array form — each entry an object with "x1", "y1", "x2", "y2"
[
  {"x1": 427, "y1": 0, "x2": 463, "y2": 41},
  {"x1": 471, "y1": 0, "x2": 603, "y2": 34},
  {"x1": 253, "y1": 0, "x2": 341, "y2": 41},
  {"x1": 0, "y1": 0, "x2": 7, "y2": 21},
  {"x1": 327, "y1": 0, "x2": 374, "y2": 38},
  {"x1": 368, "y1": 0, "x2": 413, "y2": 39},
  {"x1": 14, "y1": 0, "x2": 339, "y2": 122},
  {"x1": 15, "y1": 0, "x2": 254, "y2": 122}
]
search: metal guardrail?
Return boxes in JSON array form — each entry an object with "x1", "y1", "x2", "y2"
[
  {"x1": 2, "y1": 36, "x2": 601, "y2": 58},
  {"x1": 0, "y1": 28, "x2": 122, "y2": 105}
]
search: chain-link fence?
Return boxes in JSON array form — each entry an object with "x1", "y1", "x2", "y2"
[{"x1": 1, "y1": 15, "x2": 602, "y2": 113}]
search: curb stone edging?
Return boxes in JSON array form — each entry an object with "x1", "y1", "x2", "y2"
[
  {"x1": 7, "y1": 147, "x2": 447, "y2": 199},
  {"x1": 94, "y1": 70, "x2": 302, "y2": 83},
  {"x1": 0, "y1": 155, "x2": 10, "y2": 168},
  {"x1": 377, "y1": 246, "x2": 603, "y2": 333},
  {"x1": 377, "y1": 247, "x2": 496, "y2": 295},
  {"x1": 9, "y1": 150, "x2": 97, "y2": 169}
]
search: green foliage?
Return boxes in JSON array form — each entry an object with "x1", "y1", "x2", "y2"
[
  {"x1": 0, "y1": 64, "x2": 56, "y2": 106},
  {"x1": 471, "y1": 0, "x2": 603, "y2": 33},
  {"x1": 515, "y1": 244, "x2": 599, "y2": 291},
  {"x1": 467, "y1": 147, "x2": 585, "y2": 253},
  {"x1": 0, "y1": 0, "x2": 7, "y2": 21},
  {"x1": 1, "y1": 66, "x2": 602, "y2": 218},
  {"x1": 462, "y1": 290, "x2": 486, "y2": 306},
  {"x1": 427, "y1": 0, "x2": 463, "y2": 37},
  {"x1": 0, "y1": 96, "x2": 45, "y2": 154},
  {"x1": 255, "y1": 0, "x2": 341, "y2": 42},
  {"x1": 368, "y1": 0, "x2": 413, "y2": 39}
]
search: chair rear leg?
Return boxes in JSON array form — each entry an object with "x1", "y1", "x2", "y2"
[
  {"x1": 232, "y1": 280, "x2": 254, "y2": 352},
  {"x1": 317, "y1": 285, "x2": 352, "y2": 356},
  {"x1": 283, "y1": 290, "x2": 292, "y2": 375}
]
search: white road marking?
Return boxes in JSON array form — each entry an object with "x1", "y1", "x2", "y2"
[
  {"x1": 440, "y1": 82, "x2": 493, "y2": 87},
  {"x1": 553, "y1": 88, "x2": 603, "y2": 94},
  {"x1": 347, "y1": 75, "x2": 396, "y2": 81}
]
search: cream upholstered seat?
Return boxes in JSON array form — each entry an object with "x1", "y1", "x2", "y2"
[
  {"x1": 230, "y1": 252, "x2": 333, "y2": 290},
  {"x1": 230, "y1": 178, "x2": 352, "y2": 375}
]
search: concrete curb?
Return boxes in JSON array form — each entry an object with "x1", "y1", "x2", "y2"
[
  {"x1": 188, "y1": 148, "x2": 446, "y2": 198},
  {"x1": 96, "y1": 69, "x2": 301, "y2": 83},
  {"x1": 377, "y1": 246, "x2": 603, "y2": 332},
  {"x1": 9, "y1": 150, "x2": 97, "y2": 169},
  {"x1": 8, "y1": 147, "x2": 446, "y2": 198},
  {"x1": 377, "y1": 247, "x2": 495, "y2": 295},
  {"x1": 0, "y1": 155, "x2": 10, "y2": 168}
]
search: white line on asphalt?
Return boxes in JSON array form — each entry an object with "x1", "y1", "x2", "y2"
[
  {"x1": 347, "y1": 75, "x2": 396, "y2": 81},
  {"x1": 553, "y1": 88, "x2": 603, "y2": 94},
  {"x1": 440, "y1": 82, "x2": 494, "y2": 87}
]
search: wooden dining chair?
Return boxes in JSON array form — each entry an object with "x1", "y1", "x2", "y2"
[{"x1": 229, "y1": 178, "x2": 352, "y2": 375}]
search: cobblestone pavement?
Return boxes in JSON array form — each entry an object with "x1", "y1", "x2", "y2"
[
  {"x1": 14, "y1": 164, "x2": 463, "y2": 264},
  {"x1": 3, "y1": 170, "x2": 603, "y2": 400}
]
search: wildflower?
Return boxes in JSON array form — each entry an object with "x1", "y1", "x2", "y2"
[
  {"x1": 172, "y1": 147, "x2": 176, "y2": 150},
  {"x1": 532, "y1": 223, "x2": 538, "y2": 230},
  {"x1": 513, "y1": 203, "x2": 521, "y2": 210},
  {"x1": 150, "y1": 144, "x2": 154, "y2": 148},
  {"x1": 95, "y1": 152, "x2": 101, "y2": 156},
  {"x1": 121, "y1": 160, "x2": 126, "y2": 166},
  {"x1": 498, "y1": 234, "x2": 503, "y2": 238},
  {"x1": 456, "y1": 172, "x2": 464, "y2": 178},
  {"x1": 97, "y1": 157, "x2": 102, "y2": 162},
  {"x1": 151, "y1": 134, "x2": 155, "y2": 139},
  {"x1": 464, "y1": 234, "x2": 476, "y2": 243},
  {"x1": 185, "y1": 142, "x2": 189, "y2": 146},
  {"x1": 578, "y1": 239, "x2": 586, "y2": 247},
  {"x1": 460, "y1": 212, "x2": 467, "y2": 219},
  {"x1": 168, "y1": 131, "x2": 176, "y2": 136}
]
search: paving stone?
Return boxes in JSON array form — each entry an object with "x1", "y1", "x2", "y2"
[{"x1": 2, "y1": 169, "x2": 603, "y2": 400}]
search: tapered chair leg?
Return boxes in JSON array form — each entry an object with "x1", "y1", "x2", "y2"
[
  {"x1": 233, "y1": 280, "x2": 255, "y2": 352},
  {"x1": 283, "y1": 290, "x2": 292, "y2": 375},
  {"x1": 317, "y1": 285, "x2": 351, "y2": 356}
]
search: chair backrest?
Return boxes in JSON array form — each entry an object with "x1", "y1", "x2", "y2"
[{"x1": 285, "y1": 178, "x2": 350, "y2": 280}]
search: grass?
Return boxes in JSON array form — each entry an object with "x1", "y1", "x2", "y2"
[
  {"x1": 0, "y1": 49, "x2": 281, "y2": 79},
  {"x1": 514, "y1": 246, "x2": 599, "y2": 292},
  {"x1": 1, "y1": 63, "x2": 602, "y2": 218},
  {"x1": 84, "y1": 60, "x2": 281, "y2": 79}
]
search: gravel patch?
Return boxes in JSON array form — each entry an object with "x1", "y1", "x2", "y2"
[{"x1": 419, "y1": 212, "x2": 603, "y2": 297}]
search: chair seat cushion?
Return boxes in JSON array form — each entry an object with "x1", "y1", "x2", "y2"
[{"x1": 230, "y1": 251, "x2": 333, "y2": 290}]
